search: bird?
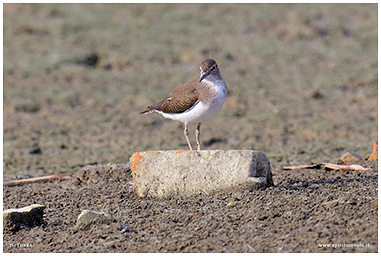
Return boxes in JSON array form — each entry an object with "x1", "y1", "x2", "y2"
[{"x1": 140, "y1": 58, "x2": 228, "y2": 150}]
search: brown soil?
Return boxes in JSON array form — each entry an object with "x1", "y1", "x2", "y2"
[
  {"x1": 3, "y1": 3, "x2": 378, "y2": 253},
  {"x1": 3, "y1": 161, "x2": 378, "y2": 252}
]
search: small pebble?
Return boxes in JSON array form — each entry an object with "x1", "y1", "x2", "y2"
[{"x1": 115, "y1": 223, "x2": 134, "y2": 234}]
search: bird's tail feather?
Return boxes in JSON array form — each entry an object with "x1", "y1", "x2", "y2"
[{"x1": 140, "y1": 108, "x2": 153, "y2": 114}]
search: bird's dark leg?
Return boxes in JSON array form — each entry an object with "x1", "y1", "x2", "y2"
[{"x1": 196, "y1": 123, "x2": 202, "y2": 150}]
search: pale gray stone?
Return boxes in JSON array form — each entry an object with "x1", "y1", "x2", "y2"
[
  {"x1": 3, "y1": 204, "x2": 45, "y2": 232},
  {"x1": 131, "y1": 150, "x2": 273, "y2": 198},
  {"x1": 75, "y1": 210, "x2": 115, "y2": 231}
]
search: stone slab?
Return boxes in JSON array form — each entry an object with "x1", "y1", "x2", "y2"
[
  {"x1": 3, "y1": 204, "x2": 45, "y2": 232},
  {"x1": 130, "y1": 150, "x2": 273, "y2": 198}
]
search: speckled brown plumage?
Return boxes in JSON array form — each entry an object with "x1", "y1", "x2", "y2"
[
  {"x1": 140, "y1": 58, "x2": 227, "y2": 150},
  {"x1": 140, "y1": 79, "x2": 200, "y2": 114},
  {"x1": 140, "y1": 59, "x2": 221, "y2": 115}
]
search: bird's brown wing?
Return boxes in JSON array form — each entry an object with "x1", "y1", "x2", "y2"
[{"x1": 141, "y1": 79, "x2": 200, "y2": 114}]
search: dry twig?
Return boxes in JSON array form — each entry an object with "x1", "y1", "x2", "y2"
[
  {"x1": 282, "y1": 164, "x2": 322, "y2": 170},
  {"x1": 283, "y1": 163, "x2": 369, "y2": 171},
  {"x1": 4, "y1": 173, "x2": 72, "y2": 187}
]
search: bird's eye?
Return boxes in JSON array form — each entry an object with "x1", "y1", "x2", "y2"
[{"x1": 210, "y1": 66, "x2": 216, "y2": 71}]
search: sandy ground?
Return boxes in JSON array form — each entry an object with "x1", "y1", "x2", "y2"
[
  {"x1": 3, "y1": 161, "x2": 378, "y2": 253},
  {"x1": 3, "y1": 3, "x2": 378, "y2": 253}
]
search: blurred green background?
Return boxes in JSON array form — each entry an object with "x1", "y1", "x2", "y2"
[{"x1": 3, "y1": 3, "x2": 377, "y2": 178}]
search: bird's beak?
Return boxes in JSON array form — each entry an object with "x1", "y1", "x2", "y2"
[{"x1": 199, "y1": 73, "x2": 208, "y2": 83}]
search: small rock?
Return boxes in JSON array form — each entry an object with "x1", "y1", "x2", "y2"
[
  {"x1": 115, "y1": 222, "x2": 134, "y2": 234},
  {"x1": 340, "y1": 152, "x2": 362, "y2": 164},
  {"x1": 128, "y1": 185, "x2": 134, "y2": 193},
  {"x1": 75, "y1": 53, "x2": 99, "y2": 68},
  {"x1": 3, "y1": 204, "x2": 45, "y2": 232},
  {"x1": 75, "y1": 210, "x2": 115, "y2": 231},
  {"x1": 29, "y1": 146, "x2": 42, "y2": 155},
  {"x1": 232, "y1": 192, "x2": 243, "y2": 201},
  {"x1": 226, "y1": 201, "x2": 238, "y2": 207},
  {"x1": 311, "y1": 90, "x2": 324, "y2": 99}
]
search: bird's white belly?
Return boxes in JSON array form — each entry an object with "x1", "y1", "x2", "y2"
[
  {"x1": 156, "y1": 79, "x2": 227, "y2": 124},
  {"x1": 159, "y1": 93, "x2": 226, "y2": 124},
  {"x1": 160, "y1": 102, "x2": 215, "y2": 124}
]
